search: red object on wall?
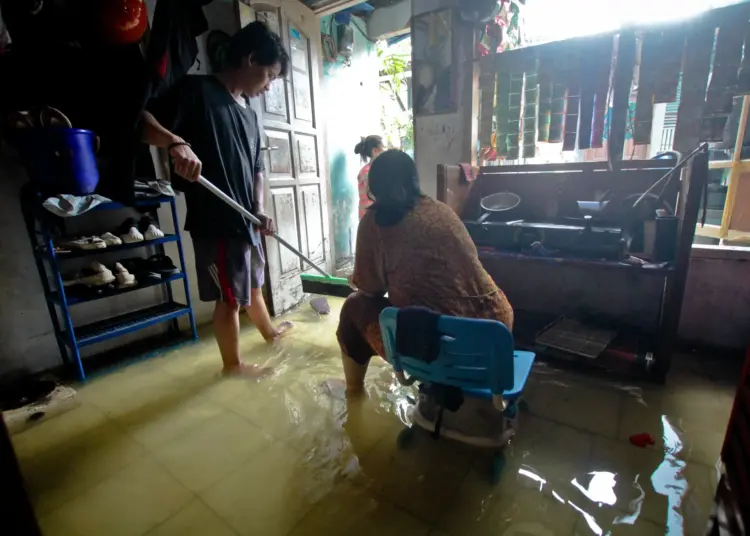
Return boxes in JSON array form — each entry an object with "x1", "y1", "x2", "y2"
[{"x1": 98, "y1": 0, "x2": 148, "y2": 45}]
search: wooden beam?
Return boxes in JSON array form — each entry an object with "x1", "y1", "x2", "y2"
[
  {"x1": 314, "y1": 0, "x2": 366, "y2": 17},
  {"x1": 655, "y1": 148, "x2": 709, "y2": 381},
  {"x1": 709, "y1": 160, "x2": 750, "y2": 170},
  {"x1": 720, "y1": 95, "x2": 750, "y2": 236}
]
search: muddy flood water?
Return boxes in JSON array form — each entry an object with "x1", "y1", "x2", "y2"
[{"x1": 11, "y1": 298, "x2": 739, "y2": 536}]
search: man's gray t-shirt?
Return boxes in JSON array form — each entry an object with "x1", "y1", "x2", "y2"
[{"x1": 147, "y1": 75, "x2": 263, "y2": 245}]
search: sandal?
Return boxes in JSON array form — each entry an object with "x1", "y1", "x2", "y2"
[
  {"x1": 99, "y1": 232, "x2": 122, "y2": 247},
  {"x1": 114, "y1": 262, "x2": 137, "y2": 289},
  {"x1": 118, "y1": 257, "x2": 160, "y2": 280},
  {"x1": 61, "y1": 236, "x2": 106, "y2": 250},
  {"x1": 63, "y1": 261, "x2": 116, "y2": 287}
]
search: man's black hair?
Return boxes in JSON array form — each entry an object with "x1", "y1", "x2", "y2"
[{"x1": 226, "y1": 21, "x2": 290, "y2": 77}]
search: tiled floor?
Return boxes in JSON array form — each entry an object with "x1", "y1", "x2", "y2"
[{"x1": 11, "y1": 298, "x2": 740, "y2": 536}]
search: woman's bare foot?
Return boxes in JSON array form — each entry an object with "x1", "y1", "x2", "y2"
[
  {"x1": 222, "y1": 362, "x2": 274, "y2": 378},
  {"x1": 263, "y1": 320, "x2": 294, "y2": 343}
]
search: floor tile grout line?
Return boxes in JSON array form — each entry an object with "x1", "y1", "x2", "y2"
[
  {"x1": 35, "y1": 451, "x2": 197, "y2": 532},
  {"x1": 521, "y1": 406, "x2": 718, "y2": 470},
  {"x1": 191, "y1": 496, "x2": 243, "y2": 536},
  {"x1": 146, "y1": 418, "x2": 272, "y2": 498},
  {"x1": 22, "y1": 424, "x2": 152, "y2": 519}
]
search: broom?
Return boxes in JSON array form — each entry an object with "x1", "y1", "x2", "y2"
[{"x1": 198, "y1": 177, "x2": 351, "y2": 307}]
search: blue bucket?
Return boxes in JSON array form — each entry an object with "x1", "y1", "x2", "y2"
[{"x1": 16, "y1": 128, "x2": 100, "y2": 195}]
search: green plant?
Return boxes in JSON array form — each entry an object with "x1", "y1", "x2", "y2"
[
  {"x1": 377, "y1": 45, "x2": 409, "y2": 93},
  {"x1": 378, "y1": 41, "x2": 413, "y2": 151}
]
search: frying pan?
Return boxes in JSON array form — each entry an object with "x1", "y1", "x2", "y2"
[{"x1": 477, "y1": 191, "x2": 521, "y2": 223}]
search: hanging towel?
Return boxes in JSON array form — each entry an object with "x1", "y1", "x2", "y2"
[
  {"x1": 396, "y1": 306, "x2": 442, "y2": 363},
  {"x1": 134, "y1": 179, "x2": 175, "y2": 198},
  {"x1": 458, "y1": 163, "x2": 478, "y2": 183},
  {"x1": 42, "y1": 194, "x2": 111, "y2": 217}
]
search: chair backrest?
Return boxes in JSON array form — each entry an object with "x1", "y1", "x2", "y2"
[{"x1": 379, "y1": 307, "x2": 515, "y2": 395}]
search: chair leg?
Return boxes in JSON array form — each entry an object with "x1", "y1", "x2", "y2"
[
  {"x1": 490, "y1": 452, "x2": 506, "y2": 484},
  {"x1": 397, "y1": 427, "x2": 416, "y2": 449}
]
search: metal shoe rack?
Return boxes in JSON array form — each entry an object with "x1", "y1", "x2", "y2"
[{"x1": 21, "y1": 194, "x2": 198, "y2": 381}]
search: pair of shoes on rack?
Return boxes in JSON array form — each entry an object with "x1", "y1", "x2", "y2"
[
  {"x1": 61, "y1": 233, "x2": 122, "y2": 251},
  {"x1": 62, "y1": 262, "x2": 137, "y2": 290},
  {"x1": 120, "y1": 216, "x2": 164, "y2": 244},
  {"x1": 119, "y1": 255, "x2": 179, "y2": 281}
]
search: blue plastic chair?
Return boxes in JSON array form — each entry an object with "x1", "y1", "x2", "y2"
[
  {"x1": 379, "y1": 307, "x2": 536, "y2": 480},
  {"x1": 379, "y1": 307, "x2": 535, "y2": 409}
]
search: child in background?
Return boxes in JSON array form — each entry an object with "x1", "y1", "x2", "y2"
[{"x1": 354, "y1": 135, "x2": 384, "y2": 219}]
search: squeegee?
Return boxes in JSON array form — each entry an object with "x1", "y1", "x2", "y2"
[{"x1": 198, "y1": 176, "x2": 351, "y2": 298}]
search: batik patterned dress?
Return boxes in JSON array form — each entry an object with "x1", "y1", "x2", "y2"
[{"x1": 337, "y1": 196, "x2": 514, "y2": 364}]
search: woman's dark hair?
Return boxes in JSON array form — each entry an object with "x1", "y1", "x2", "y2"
[
  {"x1": 367, "y1": 150, "x2": 423, "y2": 227},
  {"x1": 226, "y1": 21, "x2": 290, "y2": 77},
  {"x1": 354, "y1": 135, "x2": 384, "y2": 162}
]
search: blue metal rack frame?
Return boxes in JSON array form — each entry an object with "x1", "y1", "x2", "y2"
[{"x1": 21, "y1": 194, "x2": 198, "y2": 381}]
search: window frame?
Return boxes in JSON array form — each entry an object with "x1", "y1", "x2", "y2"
[{"x1": 694, "y1": 95, "x2": 750, "y2": 243}]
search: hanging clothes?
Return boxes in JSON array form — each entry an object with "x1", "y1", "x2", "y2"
[
  {"x1": 110, "y1": 0, "x2": 213, "y2": 203},
  {"x1": 143, "y1": 0, "x2": 212, "y2": 98}
]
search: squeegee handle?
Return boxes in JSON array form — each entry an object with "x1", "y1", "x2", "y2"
[{"x1": 198, "y1": 176, "x2": 330, "y2": 278}]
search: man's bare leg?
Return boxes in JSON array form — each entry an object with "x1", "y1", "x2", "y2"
[
  {"x1": 244, "y1": 288, "x2": 293, "y2": 342},
  {"x1": 214, "y1": 300, "x2": 270, "y2": 377},
  {"x1": 213, "y1": 300, "x2": 242, "y2": 371}
]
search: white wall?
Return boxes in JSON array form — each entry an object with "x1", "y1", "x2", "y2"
[
  {"x1": 413, "y1": 0, "x2": 471, "y2": 198},
  {"x1": 320, "y1": 15, "x2": 381, "y2": 265}
]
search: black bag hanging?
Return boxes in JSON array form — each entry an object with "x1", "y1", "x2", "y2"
[{"x1": 420, "y1": 383, "x2": 464, "y2": 439}]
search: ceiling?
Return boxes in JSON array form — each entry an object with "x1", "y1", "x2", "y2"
[
  {"x1": 298, "y1": 0, "x2": 379, "y2": 15},
  {"x1": 298, "y1": 0, "x2": 406, "y2": 17},
  {"x1": 299, "y1": 0, "x2": 362, "y2": 12}
]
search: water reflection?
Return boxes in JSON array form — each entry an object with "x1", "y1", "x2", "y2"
[
  {"x1": 652, "y1": 415, "x2": 688, "y2": 534},
  {"x1": 572, "y1": 472, "x2": 618, "y2": 506},
  {"x1": 335, "y1": 349, "x2": 717, "y2": 535}
]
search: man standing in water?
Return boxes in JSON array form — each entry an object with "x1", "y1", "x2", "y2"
[{"x1": 140, "y1": 21, "x2": 293, "y2": 375}]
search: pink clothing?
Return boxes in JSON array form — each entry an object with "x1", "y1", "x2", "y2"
[{"x1": 357, "y1": 163, "x2": 373, "y2": 219}]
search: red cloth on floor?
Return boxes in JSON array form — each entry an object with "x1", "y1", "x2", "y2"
[{"x1": 629, "y1": 433, "x2": 656, "y2": 448}]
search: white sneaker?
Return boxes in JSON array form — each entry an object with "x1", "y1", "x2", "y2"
[
  {"x1": 143, "y1": 224, "x2": 164, "y2": 240},
  {"x1": 62, "y1": 236, "x2": 106, "y2": 250},
  {"x1": 114, "y1": 263, "x2": 137, "y2": 289},
  {"x1": 99, "y1": 232, "x2": 122, "y2": 246},
  {"x1": 120, "y1": 225, "x2": 144, "y2": 244}
]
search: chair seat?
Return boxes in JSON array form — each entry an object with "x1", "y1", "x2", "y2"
[{"x1": 459, "y1": 351, "x2": 536, "y2": 401}]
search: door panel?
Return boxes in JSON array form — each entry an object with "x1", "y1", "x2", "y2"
[
  {"x1": 236, "y1": 0, "x2": 330, "y2": 315},
  {"x1": 264, "y1": 130, "x2": 293, "y2": 176},
  {"x1": 300, "y1": 185, "x2": 325, "y2": 263},
  {"x1": 292, "y1": 70, "x2": 314, "y2": 122},
  {"x1": 255, "y1": 8, "x2": 289, "y2": 121},
  {"x1": 271, "y1": 187, "x2": 301, "y2": 274},
  {"x1": 296, "y1": 134, "x2": 318, "y2": 176}
]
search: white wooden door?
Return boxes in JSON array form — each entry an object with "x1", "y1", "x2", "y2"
[{"x1": 236, "y1": 0, "x2": 330, "y2": 315}]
